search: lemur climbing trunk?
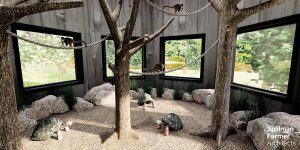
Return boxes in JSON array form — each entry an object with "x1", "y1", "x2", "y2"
[
  {"x1": 0, "y1": 27, "x2": 22, "y2": 150},
  {"x1": 114, "y1": 54, "x2": 132, "y2": 139}
]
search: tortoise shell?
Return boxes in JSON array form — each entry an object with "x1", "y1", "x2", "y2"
[
  {"x1": 162, "y1": 113, "x2": 183, "y2": 131},
  {"x1": 30, "y1": 118, "x2": 63, "y2": 141}
]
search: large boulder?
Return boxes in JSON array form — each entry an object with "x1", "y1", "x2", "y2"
[
  {"x1": 204, "y1": 92, "x2": 215, "y2": 109},
  {"x1": 162, "y1": 88, "x2": 175, "y2": 100},
  {"x1": 84, "y1": 83, "x2": 113, "y2": 101},
  {"x1": 150, "y1": 88, "x2": 157, "y2": 98},
  {"x1": 130, "y1": 90, "x2": 139, "y2": 100},
  {"x1": 18, "y1": 111, "x2": 37, "y2": 132},
  {"x1": 73, "y1": 97, "x2": 94, "y2": 112},
  {"x1": 179, "y1": 90, "x2": 187, "y2": 100},
  {"x1": 30, "y1": 95, "x2": 57, "y2": 120},
  {"x1": 192, "y1": 89, "x2": 214, "y2": 105},
  {"x1": 52, "y1": 96, "x2": 69, "y2": 114},
  {"x1": 182, "y1": 93, "x2": 193, "y2": 102},
  {"x1": 230, "y1": 110, "x2": 261, "y2": 130},
  {"x1": 91, "y1": 90, "x2": 115, "y2": 106},
  {"x1": 247, "y1": 113, "x2": 300, "y2": 150}
]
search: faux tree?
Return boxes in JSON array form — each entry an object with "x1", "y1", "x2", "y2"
[
  {"x1": 207, "y1": 0, "x2": 288, "y2": 147},
  {"x1": 98, "y1": 0, "x2": 174, "y2": 139},
  {"x1": 0, "y1": 1, "x2": 83, "y2": 149}
]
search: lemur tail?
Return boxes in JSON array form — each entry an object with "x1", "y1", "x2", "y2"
[{"x1": 162, "y1": 6, "x2": 171, "y2": 9}]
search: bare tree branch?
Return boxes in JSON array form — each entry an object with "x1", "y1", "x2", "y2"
[
  {"x1": 122, "y1": 0, "x2": 140, "y2": 45},
  {"x1": 127, "y1": 34, "x2": 150, "y2": 50},
  {"x1": 15, "y1": 1, "x2": 83, "y2": 18},
  {"x1": 108, "y1": 63, "x2": 116, "y2": 74},
  {"x1": 235, "y1": 0, "x2": 287, "y2": 20},
  {"x1": 129, "y1": 17, "x2": 175, "y2": 56},
  {"x1": 207, "y1": 0, "x2": 223, "y2": 12},
  {"x1": 112, "y1": 0, "x2": 123, "y2": 21}
]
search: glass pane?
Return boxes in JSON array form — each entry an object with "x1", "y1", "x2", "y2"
[
  {"x1": 17, "y1": 30, "x2": 76, "y2": 87},
  {"x1": 164, "y1": 38, "x2": 203, "y2": 78},
  {"x1": 234, "y1": 24, "x2": 296, "y2": 94},
  {"x1": 105, "y1": 40, "x2": 143, "y2": 77}
]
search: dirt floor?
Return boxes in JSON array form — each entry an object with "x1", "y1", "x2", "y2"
[{"x1": 21, "y1": 98, "x2": 256, "y2": 150}]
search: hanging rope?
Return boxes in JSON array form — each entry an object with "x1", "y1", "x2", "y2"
[
  {"x1": 6, "y1": 30, "x2": 112, "y2": 50},
  {"x1": 129, "y1": 39, "x2": 219, "y2": 75},
  {"x1": 145, "y1": 0, "x2": 211, "y2": 16}
]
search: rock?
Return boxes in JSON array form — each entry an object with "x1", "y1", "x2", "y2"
[
  {"x1": 24, "y1": 107, "x2": 38, "y2": 120},
  {"x1": 192, "y1": 89, "x2": 214, "y2": 105},
  {"x1": 137, "y1": 88, "x2": 145, "y2": 96},
  {"x1": 247, "y1": 113, "x2": 300, "y2": 150},
  {"x1": 31, "y1": 95, "x2": 57, "y2": 120},
  {"x1": 18, "y1": 111, "x2": 37, "y2": 132},
  {"x1": 91, "y1": 90, "x2": 115, "y2": 106},
  {"x1": 179, "y1": 90, "x2": 187, "y2": 99},
  {"x1": 205, "y1": 92, "x2": 215, "y2": 109},
  {"x1": 84, "y1": 83, "x2": 113, "y2": 101},
  {"x1": 162, "y1": 88, "x2": 175, "y2": 100},
  {"x1": 73, "y1": 97, "x2": 94, "y2": 112},
  {"x1": 265, "y1": 112, "x2": 300, "y2": 132},
  {"x1": 230, "y1": 110, "x2": 261, "y2": 130},
  {"x1": 31, "y1": 118, "x2": 63, "y2": 141},
  {"x1": 52, "y1": 96, "x2": 69, "y2": 114},
  {"x1": 150, "y1": 88, "x2": 157, "y2": 98},
  {"x1": 130, "y1": 90, "x2": 139, "y2": 100},
  {"x1": 107, "y1": 85, "x2": 115, "y2": 91},
  {"x1": 182, "y1": 93, "x2": 193, "y2": 102}
]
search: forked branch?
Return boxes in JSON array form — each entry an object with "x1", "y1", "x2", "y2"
[
  {"x1": 112, "y1": 0, "x2": 124, "y2": 21},
  {"x1": 129, "y1": 17, "x2": 175, "y2": 56},
  {"x1": 235, "y1": 0, "x2": 287, "y2": 20},
  {"x1": 207, "y1": 0, "x2": 223, "y2": 12}
]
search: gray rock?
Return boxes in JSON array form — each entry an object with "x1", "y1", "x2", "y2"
[
  {"x1": 52, "y1": 96, "x2": 69, "y2": 114},
  {"x1": 150, "y1": 88, "x2": 157, "y2": 98},
  {"x1": 18, "y1": 111, "x2": 37, "y2": 132},
  {"x1": 230, "y1": 110, "x2": 260, "y2": 130},
  {"x1": 30, "y1": 95, "x2": 57, "y2": 120},
  {"x1": 31, "y1": 118, "x2": 63, "y2": 141},
  {"x1": 137, "y1": 88, "x2": 145, "y2": 96},
  {"x1": 107, "y1": 85, "x2": 115, "y2": 91},
  {"x1": 179, "y1": 90, "x2": 187, "y2": 99},
  {"x1": 247, "y1": 113, "x2": 300, "y2": 150},
  {"x1": 162, "y1": 88, "x2": 175, "y2": 100},
  {"x1": 205, "y1": 92, "x2": 215, "y2": 109},
  {"x1": 265, "y1": 112, "x2": 300, "y2": 132},
  {"x1": 92, "y1": 90, "x2": 115, "y2": 106},
  {"x1": 73, "y1": 97, "x2": 94, "y2": 112},
  {"x1": 182, "y1": 93, "x2": 193, "y2": 102},
  {"x1": 84, "y1": 83, "x2": 113, "y2": 101},
  {"x1": 130, "y1": 90, "x2": 139, "y2": 100},
  {"x1": 192, "y1": 89, "x2": 214, "y2": 105}
]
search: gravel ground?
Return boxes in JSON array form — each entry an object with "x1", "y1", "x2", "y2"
[{"x1": 21, "y1": 98, "x2": 256, "y2": 150}]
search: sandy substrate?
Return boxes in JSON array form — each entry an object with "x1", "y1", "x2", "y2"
[{"x1": 21, "y1": 98, "x2": 256, "y2": 150}]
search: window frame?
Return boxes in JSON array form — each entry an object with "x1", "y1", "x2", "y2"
[
  {"x1": 101, "y1": 36, "x2": 146, "y2": 81},
  {"x1": 160, "y1": 34, "x2": 206, "y2": 82},
  {"x1": 11, "y1": 23, "x2": 84, "y2": 92},
  {"x1": 232, "y1": 15, "x2": 300, "y2": 103}
]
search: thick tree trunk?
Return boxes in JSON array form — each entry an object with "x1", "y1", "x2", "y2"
[
  {"x1": 211, "y1": 18, "x2": 238, "y2": 146},
  {"x1": 0, "y1": 27, "x2": 22, "y2": 150},
  {"x1": 114, "y1": 57, "x2": 132, "y2": 139}
]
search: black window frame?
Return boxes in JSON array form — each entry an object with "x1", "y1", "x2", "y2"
[
  {"x1": 11, "y1": 23, "x2": 84, "y2": 92},
  {"x1": 232, "y1": 14, "x2": 300, "y2": 103},
  {"x1": 160, "y1": 34, "x2": 206, "y2": 82},
  {"x1": 102, "y1": 36, "x2": 146, "y2": 81}
]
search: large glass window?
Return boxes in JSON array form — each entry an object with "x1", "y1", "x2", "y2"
[
  {"x1": 161, "y1": 34, "x2": 205, "y2": 80},
  {"x1": 103, "y1": 38, "x2": 144, "y2": 79},
  {"x1": 12, "y1": 23, "x2": 84, "y2": 89},
  {"x1": 234, "y1": 24, "x2": 296, "y2": 94}
]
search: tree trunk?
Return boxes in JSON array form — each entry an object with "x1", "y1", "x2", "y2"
[
  {"x1": 115, "y1": 57, "x2": 132, "y2": 139},
  {"x1": 0, "y1": 27, "x2": 22, "y2": 150},
  {"x1": 211, "y1": 18, "x2": 238, "y2": 146}
]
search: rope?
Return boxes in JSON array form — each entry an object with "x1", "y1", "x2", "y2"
[
  {"x1": 145, "y1": 0, "x2": 211, "y2": 16},
  {"x1": 129, "y1": 39, "x2": 219, "y2": 75},
  {"x1": 7, "y1": 30, "x2": 111, "y2": 50}
]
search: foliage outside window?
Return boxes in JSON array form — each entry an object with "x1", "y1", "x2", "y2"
[
  {"x1": 105, "y1": 39, "x2": 143, "y2": 77},
  {"x1": 17, "y1": 30, "x2": 77, "y2": 88},
  {"x1": 234, "y1": 24, "x2": 296, "y2": 94},
  {"x1": 163, "y1": 36, "x2": 204, "y2": 79}
]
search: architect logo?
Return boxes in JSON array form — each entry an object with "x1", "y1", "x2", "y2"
[{"x1": 266, "y1": 126, "x2": 298, "y2": 148}]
